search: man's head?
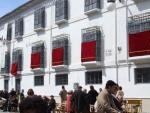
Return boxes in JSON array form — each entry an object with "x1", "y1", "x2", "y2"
[
  {"x1": 105, "y1": 80, "x2": 118, "y2": 94},
  {"x1": 19, "y1": 95, "x2": 48, "y2": 113}
]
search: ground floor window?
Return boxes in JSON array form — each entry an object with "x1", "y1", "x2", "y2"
[
  {"x1": 135, "y1": 67, "x2": 150, "y2": 84},
  {"x1": 85, "y1": 71, "x2": 102, "y2": 84},
  {"x1": 34, "y1": 76, "x2": 44, "y2": 86},
  {"x1": 56, "y1": 74, "x2": 68, "y2": 85}
]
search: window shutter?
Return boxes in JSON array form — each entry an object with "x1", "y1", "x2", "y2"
[
  {"x1": 7, "y1": 24, "x2": 12, "y2": 41},
  {"x1": 64, "y1": 39, "x2": 68, "y2": 65},
  {"x1": 40, "y1": 44, "x2": 45, "y2": 68},
  {"x1": 96, "y1": 30, "x2": 101, "y2": 61},
  {"x1": 5, "y1": 52, "x2": 10, "y2": 73},
  {"x1": 41, "y1": 7, "x2": 45, "y2": 28},
  {"x1": 20, "y1": 18, "x2": 24, "y2": 36},
  {"x1": 18, "y1": 51, "x2": 22, "y2": 71}
]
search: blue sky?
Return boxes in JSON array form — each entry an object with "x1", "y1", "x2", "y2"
[{"x1": 0, "y1": 0, "x2": 28, "y2": 17}]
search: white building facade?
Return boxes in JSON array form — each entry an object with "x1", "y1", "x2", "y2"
[{"x1": 0, "y1": 0, "x2": 150, "y2": 111}]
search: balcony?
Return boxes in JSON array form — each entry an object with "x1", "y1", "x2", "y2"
[
  {"x1": 84, "y1": 8, "x2": 100, "y2": 15},
  {"x1": 128, "y1": 12, "x2": 150, "y2": 61},
  {"x1": 34, "y1": 27, "x2": 45, "y2": 32}
]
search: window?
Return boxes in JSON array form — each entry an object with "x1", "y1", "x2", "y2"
[
  {"x1": 55, "y1": 0, "x2": 68, "y2": 23},
  {"x1": 135, "y1": 68, "x2": 150, "y2": 84},
  {"x1": 85, "y1": 71, "x2": 102, "y2": 84},
  {"x1": 56, "y1": 74, "x2": 68, "y2": 85},
  {"x1": 11, "y1": 50, "x2": 22, "y2": 75},
  {"x1": 7, "y1": 24, "x2": 12, "y2": 41},
  {"x1": 84, "y1": 0, "x2": 100, "y2": 12},
  {"x1": 34, "y1": 7, "x2": 45, "y2": 29},
  {"x1": 31, "y1": 44, "x2": 45, "y2": 69},
  {"x1": 5, "y1": 52, "x2": 10, "y2": 73},
  {"x1": 81, "y1": 27, "x2": 101, "y2": 62},
  {"x1": 107, "y1": 0, "x2": 115, "y2": 2},
  {"x1": 52, "y1": 38, "x2": 68, "y2": 66},
  {"x1": 128, "y1": 12, "x2": 150, "y2": 57},
  {"x1": 34, "y1": 76, "x2": 44, "y2": 86},
  {"x1": 15, "y1": 18, "x2": 24, "y2": 38}
]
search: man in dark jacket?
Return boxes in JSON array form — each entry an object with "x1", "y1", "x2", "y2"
[
  {"x1": 87, "y1": 85, "x2": 98, "y2": 105},
  {"x1": 72, "y1": 86, "x2": 89, "y2": 113}
]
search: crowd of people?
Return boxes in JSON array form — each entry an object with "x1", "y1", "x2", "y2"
[{"x1": 0, "y1": 80, "x2": 127, "y2": 113}]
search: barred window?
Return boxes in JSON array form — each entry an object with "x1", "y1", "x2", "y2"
[
  {"x1": 4, "y1": 52, "x2": 10, "y2": 73},
  {"x1": 135, "y1": 68, "x2": 150, "y2": 84},
  {"x1": 34, "y1": 76, "x2": 44, "y2": 86},
  {"x1": 56, "y1": 74, "x2": 68, "y2": 85},
  {"x1": 84, "y1": 0, "x2": 100, "y2": 12},
  {"x1": 34, "y1": 7, "x2": 45, "y2": 29},
  {"x1": 32, "y1": 44, "x2": 45, "y2": 68},
  {"x1": 55, "y1": 0, "x2": 68, "y2": 22},
  {"x1": 85, "y1": 71, "x2": 102, "y2": 84},
  {"x1": 12, "y1": 50, "x2": 22, "y2": 71},
  {"x1": 128, "y1": 12, "x2": 150, "y2": 34},
  {"x1": 7, "y1": 24, "x2": 12, "y2": 41},
  {"x1": 15, "y1": 18, "x2": 24, "y2": 37}
]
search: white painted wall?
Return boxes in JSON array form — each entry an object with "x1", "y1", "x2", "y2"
[{"x1": 0, "y1": 0, "x2": 150, "y2": 101}]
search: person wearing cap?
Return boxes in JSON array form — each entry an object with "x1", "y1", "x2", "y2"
[{"x1": 96, "y1": 80, "x2": 122, "y2": 113}]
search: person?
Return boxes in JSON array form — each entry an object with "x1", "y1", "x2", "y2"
[
  {"x1": 99, "y1": 88, "x2": 102, "y2": 94},
  {"x1": 48, "y1": 95, "x2": 56, "y2": 113},
  {"x1": 116, "y1": 86, "x2": 124, "y2": 103},
  {"x1": 59, "y1": 86, "x2": 67, "y2": 103},
  {"x1": 19, "y1": 95, "x2": 48, "y2": 113},
  {"x1": 66, "y1": 90, "x2": 74, "y2": 113},
  {"x1": 72, "y1": 86, "x2": 89, "y2": 113},
  {"x1": 96, "y1": 80, "x2": 122, "y2": 113},
  {"x1": 27, "y1": 88, "x2": 34, "y2": 97},
  {"x1": 88, "y1": 85, "x2": 98, "y2": 105}
]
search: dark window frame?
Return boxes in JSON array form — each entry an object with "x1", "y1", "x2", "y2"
[
  {"x1": 135, "y1": 68, "x2": 150, "y2": 84},
  {"x1": 34, "y1": 7, "x2": 45, "y2": 29},
  {"x1": 12, "y1": 50, "x2": 23, "y2": 71},
  {"x1": 34, "y1": 75, "x2": 44, "y2": 86},
  {"x1": 55, "y1": 0, "x2": 68, "y2": 22},
  {"x1": 7, "y1": 24, "x2": 12, "y2": 41},
  {"x1": 84, "y1": 0, "x2": 100, "y2": 12},
  {"x1": 15, "y1": 18, "x2": 24, "y2": 37},
  {"x1": 55, "y1": 74, "x2": 68, "y2": 85},
  {"x1": 85, "y1": 71, "x2": 102, "y2": 84},
  {"x1": 32, "y1": 43, "x2": 45, "y2": 68}
]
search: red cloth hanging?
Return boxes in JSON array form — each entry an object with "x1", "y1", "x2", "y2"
[
  {"x1": 52, "y1": 48, "x2": 64, "y2": 66},
  {"x1": 81, "y1": 41, "x2": 96, "y2": 62},
  {"x1": 11, "y1": 63, "x2": 18, "y2": 76},
  {"x1": 129, "y1": 30, "x2": 150, "y2": 57},
  {"x1": 31, "y1": 52, "x2": 41, "y2": 69}
]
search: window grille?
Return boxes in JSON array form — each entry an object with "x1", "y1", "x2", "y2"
[
  {"x1": 82, "y1": 27, "x2": 101, "y2": 61},
  {"x1": 34, "y1": 7, "x2": 45, "y2": 29},
  {"x1": 128, "y1": 12, "x2": 150, "y2": 34},
  {"x1": 34, "y1": 76, "x2": 44, "y2": 86},
  {"x1": 32, "y1": 43, "x2": 45, "y2": 68},
  {"x1": 84, "y1": 0, "x2": 100, "y2": 12},
  {"x1": 7, "y1": 24, "x2": 12, "y2": 41},
  {"x1": 85, "y1": 71, "x2": 102, "y2": 84},
  {"x1": 52, "y1": 38, "x2": 68, "y2": 65},
  {"x1": 3, "y1": 52, "x2": 10, "y2": 73},
  {"x1": 56, "y1": 74, "x2": 68, "y2": 85},
  {"x1": 15, "y1": 18, "x2": 24, "y2": 37},
  {"x1": 135, "y1": 68, "x2": 150, "y2": 84},
  {"x1": 12, "y1": 50, "x2": 22, "y2": 71},
  {"x1": 55, "y1": 0, "x2": 68, "y2": 22}
]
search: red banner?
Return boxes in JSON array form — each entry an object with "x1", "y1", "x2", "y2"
[
  {"x1": 31, "y1": 52, "x2": 41, "y2": 69},
  {"x1": 129, "y1": 30, "x2": 150, "y2": 57},
  {"x1": 81, "y1": 41, "x2": 96, "y2": 62},
  {"x1": 52, "y1": 48, "x2": 64, "y2": 66},
  {"x1": 11, "y1": 63, "x2": 18, "y2": 76}
]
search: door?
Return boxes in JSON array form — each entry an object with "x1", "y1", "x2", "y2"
[
  {"x1": 4, "y1": 79, "x2": 9, "y2": 91},
  {"x1": 15, "y1": 78, "x2": 21, "y2": 91}
]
